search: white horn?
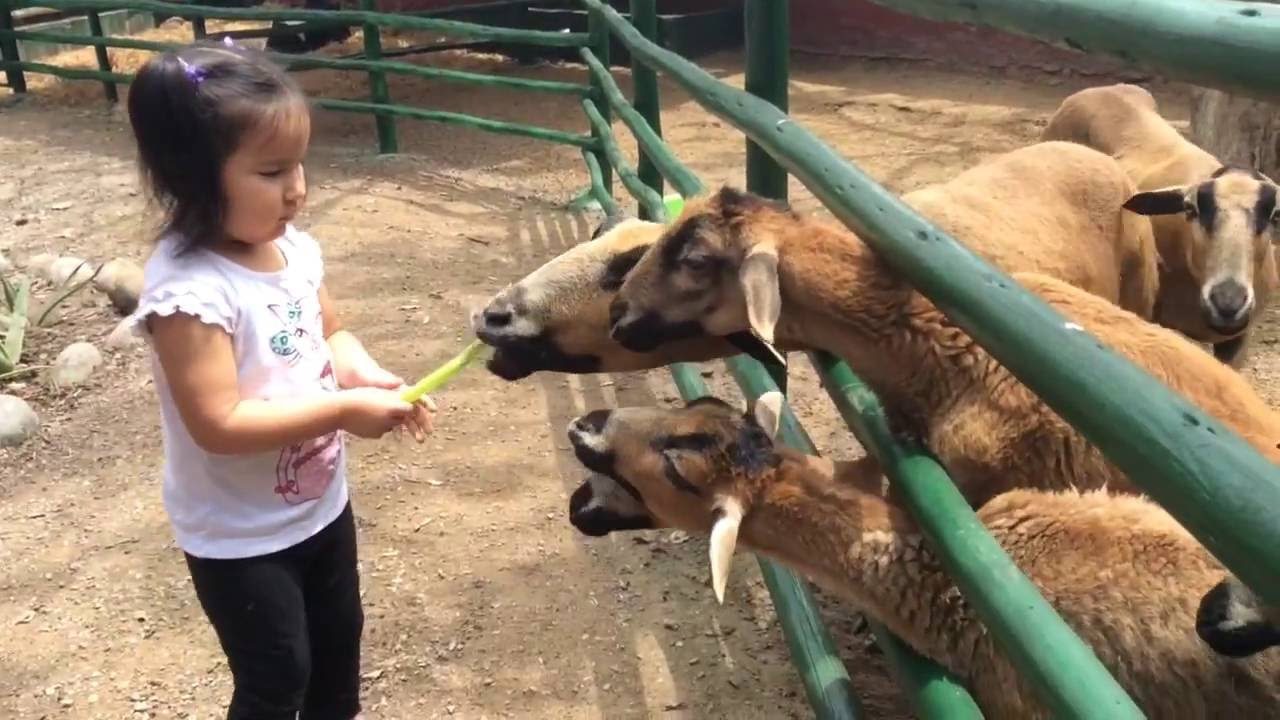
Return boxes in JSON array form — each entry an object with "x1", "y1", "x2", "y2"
[{"x1": 709, "y1": 497, "x2": 745, "y2": 604}]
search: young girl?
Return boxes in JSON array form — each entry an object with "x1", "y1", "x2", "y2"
[{"x1": 124, "y1": 41, "x2": 432, "y2": 719}]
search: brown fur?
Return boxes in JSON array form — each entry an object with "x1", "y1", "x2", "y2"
[
  {"x1": 474, "y1": 141, "x2": 1159, "y2": 378},
  {"x1": 565, "y1": 397, "x2": 1280, "y2": 719},
  {"x1": 610, "y1": 188, "x2": 1280, "y2": 506},
  {"x1": 1041, "y1": 83, "x2": 1280, "y2": 365}
]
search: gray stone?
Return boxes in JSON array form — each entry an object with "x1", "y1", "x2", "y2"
[
  {"x1": 49, "y1": 257, "x2": 96, "y2": 287},
  {"x1": 94, "y1": 258, "x2": 144, "y2": 315},
  {"x1": 0, "y1": 394, "x2": 39, "y2": 447},
  {"x1": 105, "y1": 318, "x2": 142, "y2": 350},
  {"x1": 51, "y1": 341, "x2": 102, "y2": 387}
]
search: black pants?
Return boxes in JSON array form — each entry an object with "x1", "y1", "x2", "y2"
[{"x1": 185, "y1": 502, "x2": 363, "y2": 720}]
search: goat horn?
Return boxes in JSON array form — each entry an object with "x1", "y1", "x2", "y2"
[{"x1": 709, "y1": 497, "x2": 744, "y2": 604}]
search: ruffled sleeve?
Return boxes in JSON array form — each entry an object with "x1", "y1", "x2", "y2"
[{"x1": 125, "y1": 245, "x2": 238, "y2": 339}]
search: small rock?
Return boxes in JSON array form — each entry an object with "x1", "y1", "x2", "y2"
[
  {"x1": 0, "y1": 395, "x2": 39, "y2": 447},
  {"x1": 49, "y1": 257, "x2": 96, "y2": 286},
  {"x1": 106, "y1": 318, "x2": 142, "y2": 350},
  {"x1": 93, "y1": 258, "x2": 143, "y2": 315},
  {"x1": 24, "y1": 252, "x2": 57, "y2": 281},
  {"x1": 51, "y1": 342, "x2": 102, "y2": 387}
]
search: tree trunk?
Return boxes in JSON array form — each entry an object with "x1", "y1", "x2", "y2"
[
  {"x1": 1190, "y1": 87, "x2": 1280, "y2": 176},
  {"x1": 1189, "y1": 1, "x2": 1280, "y2": 176}
]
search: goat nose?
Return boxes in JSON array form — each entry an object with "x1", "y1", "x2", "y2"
[
  {"x1": 483, "y1": 306, "x2": 513, "y2": 328},
  {"x1": 572, "y1": 410, "x2": 610, "y2": 437},
  {"x1": 1208, "y1": 280, "x2": 1251, "y2": 321}
]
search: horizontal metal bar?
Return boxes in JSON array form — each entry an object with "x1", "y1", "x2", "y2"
[
  {"x1": 579, "y1": 97, "x2": 666, "y2": 215},
  {"x1": 315, "y1": 98, "x2": 596, "y2": 148},
  {"x1": 1, "y1": 28, "x2": 592, "y2": 95},
  {"x1": 9, "y1": 0, "x2": 588, "y2": 47},
  {"x1": 578, "y1": 46, "x2": 702, "y2": 198}
]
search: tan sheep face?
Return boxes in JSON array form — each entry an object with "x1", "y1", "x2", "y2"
[
  {"x1": 564, "y1": 395, "x2": 780, "y2": 538},
  {"x1": 1124, "y1": 167, "x2": 1280, "y2": 336},
  {"x1": 470, "y1": 215, "x2": 754, "y2": 380},
  {"x1": 609, "y1": 187, "x2": 788, "y2": 360}
]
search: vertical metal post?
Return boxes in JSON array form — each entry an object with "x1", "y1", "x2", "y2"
[
  {"x1": 191, "y1": 16, "x2": 207, "y2": 39},
  {"x1": 629, "y1": 0, "x2": 662, "y2": 218},
  {"x1": 586, "y1": 4, "x2": 612, "y2": 197},
  {"x1": 744, "y1": 0, "x2": 789, "y2": 201},
  {"x1": 0, "y1": 0, "x2": 26, "y2": 94},
  {"x1": 743, "y1": 0, "x2": 789, "y2": 390},
  {"x1": 360, "y1": 0, "x2": 398, "y2": 154},
  {"x1": 86, "y1": 11, "x2": 117, "y2": 103}
]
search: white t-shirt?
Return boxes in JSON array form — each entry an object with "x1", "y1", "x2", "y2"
[{"x1": 128, "y1": 225, "x2": 348, "y2": 560}]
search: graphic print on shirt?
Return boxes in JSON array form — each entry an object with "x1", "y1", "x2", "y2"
[
  {"x1": 269, "y1": 293, "x2": 343, "y2": 504},
  {"x1": 266, "y1": 298, "x2": 323, "y2": 366}
]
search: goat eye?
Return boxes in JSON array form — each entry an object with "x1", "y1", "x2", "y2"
[{"x1": 682, "y1": 254, "x2": 713, "y2": 273}]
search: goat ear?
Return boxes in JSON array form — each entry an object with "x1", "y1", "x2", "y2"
[
  {"x1": 709, "y1": 496, "x2": 744, "y2": 604},
  {"x1": 753, "y1": 391, "x2": 785, "y2": 441},
  {"x1": 739, "y1": 243, "x2": 785, "y2": 365},
  {"x1": 1123, "y1": 187, "x2": 1188, "y2": 216}
]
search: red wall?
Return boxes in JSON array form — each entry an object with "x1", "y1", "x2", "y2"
[{"x1": 791, "y1": 0, "x2": 1133, "y2": 75}]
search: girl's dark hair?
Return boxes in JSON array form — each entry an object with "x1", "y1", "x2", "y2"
[{"x1": 126, "y1": 41, "x2": 308, "y2": 253}]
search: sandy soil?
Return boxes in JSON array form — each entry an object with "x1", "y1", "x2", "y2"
[{"x1": 3, "y1": 19, "x2": 1277, "y2": 720}]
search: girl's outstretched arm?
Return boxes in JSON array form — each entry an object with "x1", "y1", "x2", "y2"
[
  {"x1": 318, "y1": 283, "x2": 404, "y2": 390},
  {"x1": 149, "y1": 311, "x2": 414, "y2": 455}
]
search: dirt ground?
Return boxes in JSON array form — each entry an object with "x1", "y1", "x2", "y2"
[{"x1": 4, "y1": 20, "x2": 1280, "y2": 720}]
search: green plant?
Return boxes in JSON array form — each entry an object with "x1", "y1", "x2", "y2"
[
  {"x1": 0, "y1": 272, "x2": 31, "y2": 376},
  {"x1": 0, "y1": 260, "x2": 103, "y2": 376},
  {"x1": 35, "y1": 260, "x2": 103, "y2": 328}
]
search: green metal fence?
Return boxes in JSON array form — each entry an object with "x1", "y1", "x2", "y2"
[
  {"x1": 0, "y1": 0, "x2": 593, "y2": 154},
  {"x1": 8, "y1": 0, "x2": 1280, "y2": 716},
  {"x1": 577, "y1": 0, "x2": 1280, "y2": 717}
]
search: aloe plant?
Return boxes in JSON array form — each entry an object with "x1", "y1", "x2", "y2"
[
  {"x1": 35, "y1": 260, "x2": 104, "y2": 328},
  {"x1": 0, "y1": 273, "x2": 31, "y2": 376}
]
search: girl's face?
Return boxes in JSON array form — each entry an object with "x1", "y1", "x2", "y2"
[{"x1": 220, "y1": 105, "x2": 311, "y2": 246}]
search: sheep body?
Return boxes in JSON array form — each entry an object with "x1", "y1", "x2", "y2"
[{"x1": 903, "y1": 140, "x2": 1158, "y2": 318}]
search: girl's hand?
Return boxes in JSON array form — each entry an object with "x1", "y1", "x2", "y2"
[
  {"x1": 398, "y1": 394, "x2": 437, "y2": 443},
  {"x1": 337, "y1": 387, "x2": 417, "y2": 439}
]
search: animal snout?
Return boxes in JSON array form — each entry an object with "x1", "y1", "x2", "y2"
[
  {"x1": 1203, "y1": 279, "x2": 1254, "y2": 333},
  {"x1": 569, "y1": 410, "x2": 610, "y2": 441},
  {"x1": 483, "y1": 306, "x2": 513, "y2": 328}
]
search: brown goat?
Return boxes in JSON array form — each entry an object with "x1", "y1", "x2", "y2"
[
  {"x1": 473, "y1": 141, "x2": 1159, "y2": 378},
  {"x1": 608, "y1": 187, "x2": 1280, "y2": 506},
  {"x1": 1041, "y1": 83, "x2": 1280, "y2": 366},
  {"x1": 564, "y1": 393, "x2": 1280, "y2": 719}
]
